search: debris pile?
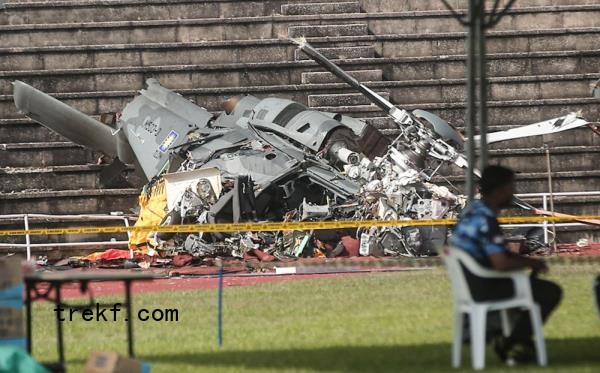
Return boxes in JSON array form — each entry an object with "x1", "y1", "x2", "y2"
[
  {"x1": 126, "y1": 93, "x2": 466, "y2": 263},
  {"x1": 12, "y1": 40, "x2": 599, "y2": 266}
]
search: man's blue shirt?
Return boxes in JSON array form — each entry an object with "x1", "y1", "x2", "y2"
[{"x1": 449, "y1": 199, "x2": 507, "y2": 266}]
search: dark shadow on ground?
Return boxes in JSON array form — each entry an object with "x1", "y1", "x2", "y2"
[{"x1": 146, "y1": 337, "x2": 600, "y2": 372}]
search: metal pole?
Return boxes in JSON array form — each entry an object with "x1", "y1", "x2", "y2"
[
  {"x1": 55, "y1": 284, "x2": 65, "y2": 366},
  {"x1": 125, "y1": 280, "x2": 135, "y2": 357},
  {"x1": 542, "y1": 195, "x2": 549, "y2": 244},
  {"x1": 24, "y1": 214, "x2": 31, "y2": 261},
  {"x1": 544, "y1": 144, "x2": 558, "y2": 253},
  {"x1": 476, "y1": 1, "x2": 489, "y2": 170},
  {"x1": 123, "y1": 217, "x2": 133, "y2": 259},
  {"x1": 465, "y1": 0, "x2": 478, "y2": 201},
  {"x1": 217, "y1": 263, "x2": 224, "y2": 347}
]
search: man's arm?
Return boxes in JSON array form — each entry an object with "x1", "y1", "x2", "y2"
[
  {"x1": 483, "y1": 217, "x2": 548, "y2": 273},
  {"x1": 489, "y1": 251, "x2": 548, "y2": 272}
]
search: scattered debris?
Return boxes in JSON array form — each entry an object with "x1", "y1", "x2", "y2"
[
  {"x1": 557, "y1": 242, "x2": 600, "y2": 256},
  {"x1": 12, "y1": 40, "x2": 600, "y2": 268}
]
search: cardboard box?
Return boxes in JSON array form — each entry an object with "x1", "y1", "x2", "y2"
[{"x1": 84, "y1": 351, "x2": 150, "y2": 373}]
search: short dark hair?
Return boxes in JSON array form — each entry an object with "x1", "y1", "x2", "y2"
[{"x1": 479, "y1": 165, "x2": 515, "y2": 195}]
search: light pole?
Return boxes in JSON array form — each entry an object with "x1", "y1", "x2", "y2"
[{"x1": 440, "y1": 0, "x2": 517, "y2": 200}]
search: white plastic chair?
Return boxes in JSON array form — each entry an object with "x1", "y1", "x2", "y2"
[{"x1": 440, "y1": 246, "x2": 547, "y2": 370}]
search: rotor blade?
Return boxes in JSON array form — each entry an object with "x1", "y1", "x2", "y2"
[
  {"x1": 12, "y1": 80, "x2": 120, "y2": 156},
  {"x1": 292, "y1": 37, "x2": 392, "y2": 112},
  {"x1": 476, "y1": 112, "x2": 591, "y2": 145},
  {"x1": 292, "y1": 38, "x2": 414, "y2": 126}
]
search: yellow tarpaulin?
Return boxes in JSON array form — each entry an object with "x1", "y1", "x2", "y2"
[{"x1": 129, "y1": 179, "x2": 167, "y2": 249}]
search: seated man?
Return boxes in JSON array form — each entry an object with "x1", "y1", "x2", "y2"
[{"x1": 450, "y1": 165, "x2": 562, "y2": 364}]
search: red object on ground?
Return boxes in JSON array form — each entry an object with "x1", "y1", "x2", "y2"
[
  {"x1": 341, "y1": 236, "x2": 360, "y2": 257},
  {"x1": 251, "y1": 249, "x2": 276, "y2": 262},
  {"x1": 244, "y1": 249, "x2": 276, "y2": 262},
  {"x1": 84, "y1": 249, "x2": 131, "y2": 262},
  {"x1": 172, "y1": 253, "x2": 193, "y2": 267}
]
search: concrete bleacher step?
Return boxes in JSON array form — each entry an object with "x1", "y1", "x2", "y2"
[
  {"x1": 0, "y1": 188, "x2": 139, "y2": 214},
  {"x1": 433, "y1": 147, "x2": 600, "y2": 197},
  {"x1": 301, "y1": 69, "x2": 383, "y2": 84},
  {"x1": 377, "y1": 28, "x2": 600, "y2": 58},
  {"x1": 436, "y1": 171, "x2": 600, "y2": 193},
  {"x1": 312, "y1": 96, "x2": 600, "y2": 127},
  {"x1": 2, "y1": 17, "x2": 375, "y2": 48},
  {"x1": 0, "y1": 55, "x2": 600, "y2": 98},
  {"x1": 3, "y1": 6, "x2": 600, "y2": 48},
  {"x1": 4, "y1": 49, "x2": 600, "y2": 94},
  {"x1": 0, "y1": 165, "x2": 134, "y2": 192},
  {"x1": 281, "y1": 2, "x2": 360, "y2": 16},
  {"x1": 0, "y1": 142, "x2": 97, "y2": 167},
  {"x1": 386, "y1": 74, "x2": 600, "y2": 105},
  {"x1": 3, "y1": 0, "x2": 596, "y2": 25},
  {"x1": 486, "y1": 145, "x2": 600, "y2": 173},
  {"x1": 288, "y1": 23, "x2": 368, "y2": 38},
  {"x1": 360, "y1": 0, "x2": 600, "y2": 12},
  {"x1": 308, "y1": 91, "x2": 390, "y2": 107},
  {"x1": 0, "y1": 121, "x2": 64, "y2": 142},
  {"x1": 0, "y1": 41, "x2": 378, "y2": 71},
  {"x1": 3, "y1": 27, "x2": 600, "y2": 71},
  {"x1": 381, "y1": 50, "x2": 600, "y2": 81},
  {"x1": 513, "y1": 173, "x2": 598, "y2": 195},
  {"x1": 1, "y1": 0, "x2": 319, "y2": 25},
  {"x1": 294, "y1": 45, "x2": 375, "y2": 61}
]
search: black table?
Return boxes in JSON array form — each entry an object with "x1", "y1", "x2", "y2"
[{"x1": 24, "y1": 271, "x2": 157, "y2": 369}]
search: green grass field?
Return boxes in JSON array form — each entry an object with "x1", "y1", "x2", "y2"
[{"x1": 30, "y1": 265, "x2": 600, "y2": 372}]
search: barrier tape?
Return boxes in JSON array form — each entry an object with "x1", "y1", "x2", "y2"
[{"x1": 0, "y1": 215, "x2": 599, "y2": 237}]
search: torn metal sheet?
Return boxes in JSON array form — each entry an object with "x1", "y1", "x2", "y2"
[
  {"x1": 163, "y1": 168, "x2": 222, "y2": 212},
  {"x1": 120, "y1": 79, "x2": 213, "y2": 178}
]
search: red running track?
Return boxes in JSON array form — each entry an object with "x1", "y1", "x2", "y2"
[{"x1": 33, "y1": 272, "x2": 367, "y2": 299}]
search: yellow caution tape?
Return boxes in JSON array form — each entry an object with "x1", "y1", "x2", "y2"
[{"x1": 0, "y1": 215, "x2": 599, "y2": 237}]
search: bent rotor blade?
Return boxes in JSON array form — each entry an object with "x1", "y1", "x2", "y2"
[{"x1": 477, "y1": 113, "x2": 592, "y2": 145}]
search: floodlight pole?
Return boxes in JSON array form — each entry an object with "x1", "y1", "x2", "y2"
[
  {"x1": 465, "y1": 0, "x2": 478, "y2": 201},
  {"x1": 476, "y1": 1, "x2": 489, "y2": 172},
  {"x1": 441, "y1": 0, "x2": 516, "y2": 200}
]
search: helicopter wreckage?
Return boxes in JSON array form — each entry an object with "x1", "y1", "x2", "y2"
[{"x1": 11, "y1": 40, "x2": 600, "y2": 262}]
